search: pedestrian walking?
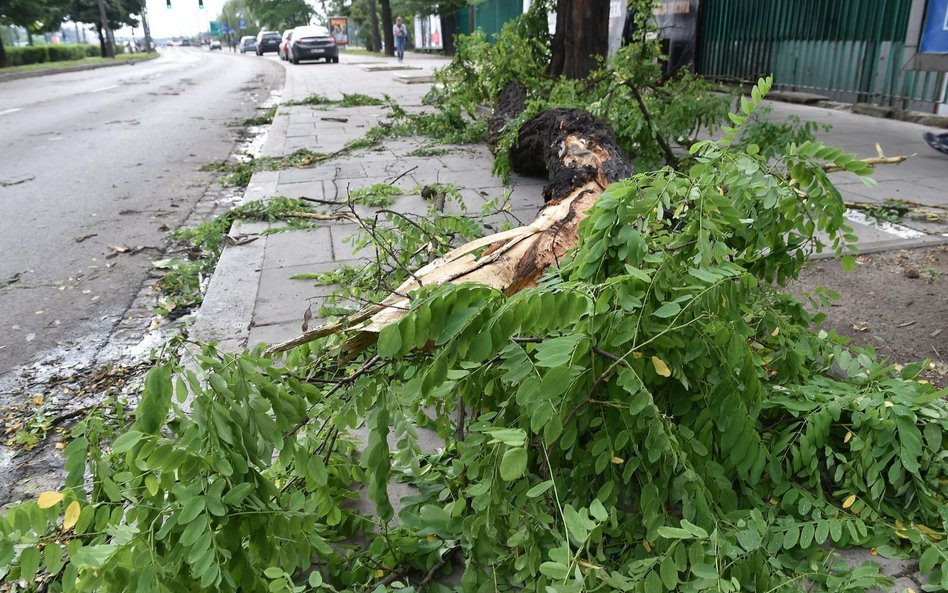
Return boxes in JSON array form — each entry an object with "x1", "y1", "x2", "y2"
[
  {"x1": 923, "y1": 131, "x2": 948, "y2": 155},
  {"x1": 393, "y1": 17, "x2": 407, "y2": 62}
]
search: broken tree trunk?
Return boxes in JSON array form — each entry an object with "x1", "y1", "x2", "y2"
[{"x1": 266, "y1": 88, "x2": 633, "y2": 355}]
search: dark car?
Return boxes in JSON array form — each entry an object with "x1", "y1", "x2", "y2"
[
  {"x1": 289, "y1": 25, "x2": 338, "y2": 64},
  {"x1": 256, "y1": 31, "x2": 281, "y2": 55}
]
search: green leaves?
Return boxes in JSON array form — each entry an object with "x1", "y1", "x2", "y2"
[{"x1": 499, "y1": 447, "x2": 528, "y2": 481}]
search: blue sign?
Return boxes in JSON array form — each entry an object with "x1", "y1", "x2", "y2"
[
  {"x1": 221, "y1": 23, "x2": 229, "y2": 33},
  {"x1": 920, "y1": 0, "x2": 948, "y2": 53},
  {"x1": 239, "y1": 18, "x2": 246, "y2": 29}
]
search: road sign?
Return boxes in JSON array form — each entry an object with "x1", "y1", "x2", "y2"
[
  {"x1": 239, "y1": 18, "x2": 246, "y2": 29},
  {"x1": 921, "y1": 0, "x2": 948, "y2": 53},
  {"x1": 210, "y1": 21, "x2": 220, "y2": 35},
  {"x1": 221, "y1": 23, "x2": 229, "y2": 33}
]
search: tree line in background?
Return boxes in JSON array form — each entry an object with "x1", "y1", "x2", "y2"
[
  {"x1": 217, "y1": 0, "x2": 470, "y2": 60},
  {"x1": 0, "y1": 0, "x2": 145, "y2": 66}
]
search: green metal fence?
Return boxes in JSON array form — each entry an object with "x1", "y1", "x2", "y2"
[
  {"x1": 697, "y1": 0, "x2": 943, "y2": 111},
  {"x1": 457, "y1": 0, "x2": 525, "y2": 38}
]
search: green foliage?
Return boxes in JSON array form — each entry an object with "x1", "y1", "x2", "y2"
[
  {"x1": 284, "y1": 93, "x2": 386, "y2": 107},
  {"x1": 366, "y1": 99, "x2": 486, "y2": 146},
  {"x1": 433, "y1": 0, "x2": 731, "y2": 176},
  {"x1": 202, "y1": 150, "x2": 331, "y2": 188},
  {"x1": 736, "y1": 107, "x2": 832, "y2": 159},
  {"x1": 243, "y1": 106, "x2": 278, "y2": 127},
  {"x1": 4, "y1": 44, "x2": 99, "y2": 66},
  {"x1": 245, "y1": 0, "x2": 313, "y2": 31},
  {"x1": 349, "y1": 183, "x2": 402, "y2": 207},
  {"x1": 3, "y1": 81, "x2": 945, "y2": 593}
]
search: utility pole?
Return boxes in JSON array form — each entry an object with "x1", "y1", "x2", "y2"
[{"x1": 96, "y1": 0, "x2": 115, "y2": 57}]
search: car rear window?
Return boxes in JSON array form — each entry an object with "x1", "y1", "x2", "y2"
[
  {"x1": 294, "y1": 27, "x2": 330, "y2": 39},
  {"x1": 263, "y1": 34, "x2": 281, "y2": 40}
]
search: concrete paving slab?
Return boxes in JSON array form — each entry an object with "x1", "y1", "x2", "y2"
[
  {"x1": 274, "y1": 180, "x2": 326, "y2": 200},
  {"x1": 262, "y1": 227, "x2": 334, "y2": 269},
  {"x1": 361, "y1": 64, "x2": 422, "y2": 72},
  {"x1": 394, "y1": 74, "x2": 436, "y2": 84},
  {"x1": 278, "y1": 161, "x2": 366, "y2": 184},
  {"x1": 330, "y1": 223, "x2": 369, "y2": 261},
  {"x1": 247, "y1": 319, "x2": 301, "y2": 349},
  {"x1": 242, "y1": 172, "x2": 280, "y2": 204},
  {"x1": 285, "y1": 123, "x2": 317, "y2": 138},
  {"x1": 253, "y1": 261, "x2": 347, "y2": 327}
]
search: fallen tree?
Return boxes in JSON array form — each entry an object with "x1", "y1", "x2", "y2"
[
  {"x1": 1, "y1": 4, "x2": 945, "y2": 592},
  {"x1": 267, "y1": 84, "x2": 634, "y2": 355}
]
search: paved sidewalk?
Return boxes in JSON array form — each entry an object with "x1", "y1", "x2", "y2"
[
  {"x1": 770, "y1": 100, "x2": 948, "y2": 251},
  {"x1": 190, "y1": 50, "x2": 546, "y2": 349}
]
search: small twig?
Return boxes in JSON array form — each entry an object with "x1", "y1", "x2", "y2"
[
  {"x1": 374, "y1": 565, "x2": 412, "y2": 588},
  {"x1": 50, "y1": 406, "x2": 95, "y2": 427},
  {"x1": 623, "y1": 81, "x2": 678, "y2": 168},
  {"x1": 592, "y1": 347, "x2": 629, "y2": 367},
  {"x1": 287, "y1": 210, "x2": 356, "y2": 222},
  {"x1": 285, "y1": 355, "x2": 381, "y2": 437},
  {"x1": 418, "y1": 547, "x2": 460, "y2": 591},
  {"x1": 0, "y1": 175, "x2": 35, "y2": 187},
  {"x1": 387, "y1": 165, "x2": 418, "y2": 186}
]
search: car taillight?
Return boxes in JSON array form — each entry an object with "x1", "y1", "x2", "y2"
[{"x1": 327, "y1": 38, "x2": 335, "y2": 45}]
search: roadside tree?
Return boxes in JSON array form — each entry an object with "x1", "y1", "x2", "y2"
[{"x1": 0, "y1": 0, "x2": 68, "y2": 66}]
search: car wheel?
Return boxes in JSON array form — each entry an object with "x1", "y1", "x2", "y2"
[
  {"x1": 333, "y1": 56, "x2": 339, "y2": 64},
  {"x1": 291, "y1": 53, "x2": 299, "y2": 64}
]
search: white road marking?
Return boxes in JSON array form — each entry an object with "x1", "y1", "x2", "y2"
[
  {"x1": 0, "y1": 108, "x2": 23, "y2": 116},
  {"x1": 844, "y1": 210, "x2": 927, "y2": 239},
  {"x1": 89, "y1": 85, "x2": 118, "y2": 93}
]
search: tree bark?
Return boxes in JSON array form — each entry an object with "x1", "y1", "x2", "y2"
[
  {"x1": 266, "y1": 89, "x2": 632, "y2": 355},
  {"x1": 0, "y1": 35, "x2": 6, "y2": 68},
  {"x1": 367, "y1": 0, "x2": 381, "y2": 52},
  {"x1": 441, "y1": 12, "x2": 457, "y2": 56},
  {"x1": 380, "y1": 0, "x2": 394, "y2": 57},
  {"x1": 96, "y1": 26, "x2": 107, "y2": 58},
  {"x1": 549, "y1": 0, "x2": 611, "y2": 79}
]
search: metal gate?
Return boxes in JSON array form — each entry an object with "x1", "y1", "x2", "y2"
[
  {"x1": 457, "y1": 0, "x2": 525, "y2": 38},
  {"x1": 697, "y1": 0, "x2": 943, "y2": 111}
]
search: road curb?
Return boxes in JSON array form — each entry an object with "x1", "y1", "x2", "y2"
[
  {"x1": 0, "y1": 55, "x2": 159, "y2": 83},
  {"x1": 188, "y1": 164, "x2": 280, "y2": 351},
  {"x1": 810, "y1": 233, "x2": 948, "y2": 260}
]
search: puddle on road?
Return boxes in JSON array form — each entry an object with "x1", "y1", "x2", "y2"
[{"x1": 233, "y1": 89, "x2": 283, "y2": 164}]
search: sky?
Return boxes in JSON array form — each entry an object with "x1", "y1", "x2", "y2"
[
  {"x1": 115, "y1": 0, "x2": 322, "y2": 39},
  {"x1": 139, "y1": 0, "x2": 226, "y2": 38}
]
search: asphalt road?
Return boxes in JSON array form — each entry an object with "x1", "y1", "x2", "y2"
[{"x1": 0, "y1": 48, "x2": 283, "y2": 377}]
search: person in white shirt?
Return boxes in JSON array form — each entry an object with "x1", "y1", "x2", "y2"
[{"x1": 393, "y1": 17, "x2": 407, "y2": 62}]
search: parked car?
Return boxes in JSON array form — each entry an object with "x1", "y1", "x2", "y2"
[
  {"x1": 289, "y1": 25, "x2": 338, "y2": 64},
  {"x1": 239, "y1": 36, "x2": 256, "y2": 53},
  {"x1": 256, "y1": 30, "x2": 282, "y2": 55},
  {"x1": 209, "y1": 40, "x2": 222, "y2": 50},
  {"x1": 279, "y1": 29, "x2": 294, "y2": 61}
]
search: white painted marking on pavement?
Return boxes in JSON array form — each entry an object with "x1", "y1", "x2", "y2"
[
  {"x1": 0, "y1": 108, "x2": 23, "y2": 116},
  {"x1": 90, "y1": 85, "x2": 118, "y2": 93},
  {"x1": 844, "y1": 210, "x2": 927, "y2": 239}
]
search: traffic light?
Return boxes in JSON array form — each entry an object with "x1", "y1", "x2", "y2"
[
  {"x1": 198, "y1": 0, "x2": 204, "y2": 8},
  {"x1": 166, "y1": 0, "x2": 171, "y2": 8}
]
